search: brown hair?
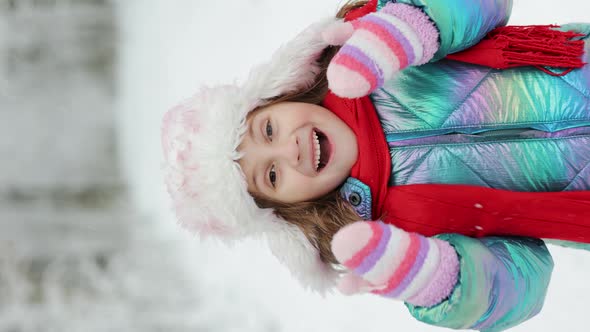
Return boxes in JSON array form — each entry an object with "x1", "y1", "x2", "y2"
[{"x1": 252, "y1": 0, "x2": 370, "y2": 266}]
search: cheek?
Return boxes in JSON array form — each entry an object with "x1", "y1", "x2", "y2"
[
  {"x1": 289, "y1": 174, "x2": 316, "y2": 188},
  {"x1": 283, "y1": 174, "x2": 321, "y2": 197},
  {"x1": 320, "y1": 167, "x2": 350, "y2": 193},
  {"x1": 305, "y1": 174, "x2": 341, "y2": 194},
  {"x1": 287, "y1": 108, "x2": 314, "y2": 123}
]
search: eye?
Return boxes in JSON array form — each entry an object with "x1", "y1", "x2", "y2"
[
  {"x1": 269, "y1": 164, "x2": 277, "y2": 188},
  {"x1": 265, "y1": 120, "x2": 273, "y2": 141}
]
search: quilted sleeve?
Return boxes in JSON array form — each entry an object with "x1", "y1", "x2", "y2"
[
  {"x1": 379, "y1": 0, "x2": 513, "y2": 61},
  {"x1": 406, "y1": 234, "x2": 553, "y2": 332}
]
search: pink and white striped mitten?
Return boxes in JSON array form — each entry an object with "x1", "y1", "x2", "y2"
[
  {"x1": 323, "y1": 3, "x2": 440, "y2": 98},
  {"x1": 331, "y1": 221, "x2": 459, "y2": 307}
]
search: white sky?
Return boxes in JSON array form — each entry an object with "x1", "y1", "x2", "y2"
[{"x1": 116, "y1": 1, "x2": 590, "y2": 331}]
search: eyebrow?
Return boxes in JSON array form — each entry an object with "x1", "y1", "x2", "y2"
[
  {"x1": 248, "y1": 118, "x2": 262, "y2": 193},
  {"x1": 248, "y1": 116, "x2": 255, "y2": 142},
  {"x1": 248, "y1": 113, "x2": 259, "y2": 144},
  {"x1": 253, "y1": 170, "x2": 262, "y2": 194}
]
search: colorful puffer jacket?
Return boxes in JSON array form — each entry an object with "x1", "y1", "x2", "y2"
[{"x1": 337, "y1": 0, "x2": 590, "y2": 331}]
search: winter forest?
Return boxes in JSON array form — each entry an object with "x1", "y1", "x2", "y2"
[{"x1": 2, "y1": 0, "x2": 590, "y2": 331}]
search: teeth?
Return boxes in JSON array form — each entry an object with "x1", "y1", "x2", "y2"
[{"x1": 313, "y1": 130, "x2": 321, "y2": 170}]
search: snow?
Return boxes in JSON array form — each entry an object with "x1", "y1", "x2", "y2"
[{"x1": 116, "y1": 0, "x2": 590, "y2": 331}]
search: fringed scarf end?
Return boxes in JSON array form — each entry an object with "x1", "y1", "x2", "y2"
[{"x1": 447, "y1": 25, "x2": 587, "y2": 76}]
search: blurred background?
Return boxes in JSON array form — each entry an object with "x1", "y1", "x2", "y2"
[{"x1": 1, "y1": 0, "x2": 590, "y2": 331}]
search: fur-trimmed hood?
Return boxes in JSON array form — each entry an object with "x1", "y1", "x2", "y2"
[{"x1": 161, "y1": 17, "x2": 341, "y2": 292}]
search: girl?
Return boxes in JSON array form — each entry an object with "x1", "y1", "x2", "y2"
[{"x1": 161, "y1": 0, "x2": 590, "y2": 331}]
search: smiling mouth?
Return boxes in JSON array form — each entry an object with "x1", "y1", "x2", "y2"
[{"x1": 312, "y1": 128, "x2": 331, "y2": 172}]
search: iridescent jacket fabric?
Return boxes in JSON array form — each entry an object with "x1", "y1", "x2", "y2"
[{"x1": 337, "y1": 0, "x2": 590, "y2": 331}]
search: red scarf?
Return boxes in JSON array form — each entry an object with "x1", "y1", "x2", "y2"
[{"x1": 323, "y1": 92, "x2": 590, "y2": 243}]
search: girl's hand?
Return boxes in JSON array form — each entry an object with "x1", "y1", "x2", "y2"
[
  {"x1": 323, "y1": 3, "x2": 439, "y2": 98},
  {"x1": 331, "y1": 221, "x2": 458, "y2": 307}
]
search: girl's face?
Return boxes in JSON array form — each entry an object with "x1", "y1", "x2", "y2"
[{"x1": 238, "y1": 102, "x2": 358, "y2": 203}]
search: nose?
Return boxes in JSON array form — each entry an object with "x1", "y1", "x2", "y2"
[{"x1": 275, "y1": 135, "x2": 300, "y2": 166}]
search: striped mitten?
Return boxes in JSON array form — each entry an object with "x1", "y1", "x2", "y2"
[
  {"x1": 323, "y1": 3, "x2": 440, "y2": 98},
  {"x1": 331, "y1": 221, "x2": 459, "y2": 307}
]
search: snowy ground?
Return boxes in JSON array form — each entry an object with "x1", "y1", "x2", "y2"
[{"x1": 116, "y1": 1, "x2": 590, "y2": 331}]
